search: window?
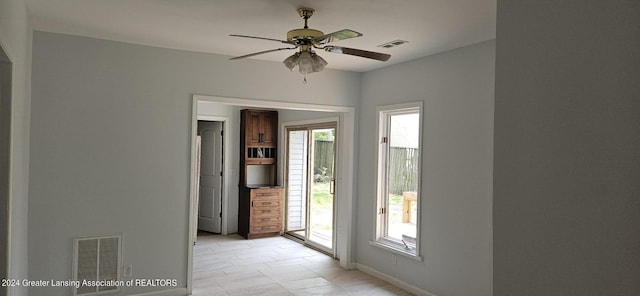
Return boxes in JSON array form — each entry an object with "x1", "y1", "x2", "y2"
[{"x1": 373, "y1": 102, "x2": 422, "y2": 258}]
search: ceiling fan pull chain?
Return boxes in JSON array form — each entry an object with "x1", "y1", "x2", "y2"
[{"x1": 303, "y1": 75, "x2": 307, "y2": 84}]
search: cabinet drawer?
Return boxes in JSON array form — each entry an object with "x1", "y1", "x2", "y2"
[
  {"x1": 251, "y1": 206, "x2": 280, "y2": 218},
  {"x1": 251, "y1": 223, "x2": 281, "y2": 234},
  {"x1": 252, "y1": 198, "x2": 281, "y2": 208},
  {"x1": 252, "y1": 189, "x2": 282, "y2": 199},
  {"x1": 251, "y1": 216, "x2": 281, "y2": 224}
]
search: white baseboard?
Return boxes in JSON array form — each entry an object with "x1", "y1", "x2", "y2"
[
  {"x1": 130, "y1": 288, "x2": 187, "y2": 296},
  {"x1": 355, "y1": 263, "x2": 437, "y2": 296}
]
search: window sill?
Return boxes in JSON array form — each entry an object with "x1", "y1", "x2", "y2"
[{"x1": 369, "y1": 240, "x2": 423, "y2": 262}]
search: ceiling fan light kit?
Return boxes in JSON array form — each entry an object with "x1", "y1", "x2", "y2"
[
  {"x1": 283, "y1": 51, "x2": 327, "y2": 74},
  {"x1": 230, "y1": 7, "x2": 390, "y2": 80}
]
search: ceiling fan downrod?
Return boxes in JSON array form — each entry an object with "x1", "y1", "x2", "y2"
[{"x1": 298, "y1": 8, "x2": 315, "y2": 29}]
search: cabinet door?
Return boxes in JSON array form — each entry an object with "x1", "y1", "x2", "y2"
[
  {"x1": 247, "y1": 111, "x2": 262, "y2": 145},
  {"x1": 261, "y1": 111, "x2": 277, "y2": 146}
]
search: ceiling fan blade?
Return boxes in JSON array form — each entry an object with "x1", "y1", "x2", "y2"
[
  {"x1": 229, "y1": 34, "x2": 294, "y2": 45},
  {"x1": 313, "y1": 29, "x2": 362, "y2": 45},
  {"x1": 230, "y1": 47, "x2": 297, "y2": 60},
  {"x1": 324, "y1": 46, "x2": 391, "y2": 61}
]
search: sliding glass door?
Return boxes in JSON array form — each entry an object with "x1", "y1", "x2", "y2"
[{"x1": 285, "y1": 123, "x2": 337, "y2": 254}]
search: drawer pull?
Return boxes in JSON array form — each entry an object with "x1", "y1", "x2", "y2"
[
  {"x1": 261, "y1": 210, "x2": 271, "y2": 214},
  {"x1": 262, "y1": 202, "x2": 272, "y2": 205},
  {"x1": 261, "y1": 218, "x2": 271, "y2": 222}
]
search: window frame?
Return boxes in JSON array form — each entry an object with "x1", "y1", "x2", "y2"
[{"x1": 371, "y1": 102, "x2": 423, "y2": 260}]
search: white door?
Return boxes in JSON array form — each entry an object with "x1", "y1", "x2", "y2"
[{"x1": 198, "y1": 122, "x2": 223, "y2": 233}]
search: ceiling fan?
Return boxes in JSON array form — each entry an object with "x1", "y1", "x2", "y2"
[{"x1": 229, "y1": 7, "x2": 391, "y2": 76}]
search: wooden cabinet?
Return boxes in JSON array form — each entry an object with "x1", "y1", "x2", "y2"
[
  {"x1": 238, "y1": 187, "x2": 284, "y2": 239},
  {"x1": 241, "y1": 110, "x2": 277, "y2": 168},
  {"x1": 244, "y1": 110, "x2": 277, "y2": 147},
  {"x1": 238, "y1": 109, "x2": 282, "y2": 239},
  {"x1": 240, "y1": 110, "x2": 278, "y2": 184}
]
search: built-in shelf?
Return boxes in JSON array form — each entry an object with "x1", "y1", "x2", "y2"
[{"x1": 247, "y1": 147, "x2": 276, "y2": 159}]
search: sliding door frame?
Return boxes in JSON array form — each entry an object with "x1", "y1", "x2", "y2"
[{"x1": 284, "y1": 120, "x2": 338, "y2": 256}]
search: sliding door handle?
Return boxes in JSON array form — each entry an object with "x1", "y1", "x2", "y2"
[{"x1": 330, "y1": 179, "x2": 335, "y2": 195}]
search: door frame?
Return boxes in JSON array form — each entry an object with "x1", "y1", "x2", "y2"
[
  {"x1": 283, "y1": 120, "x2": 339, "y2": 256},
  {"x1": 187, "y1": 95, "x2": 356, "y2": 294}
]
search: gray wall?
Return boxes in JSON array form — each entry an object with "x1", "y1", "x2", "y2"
[
  {"x1": 0, "y1": 0, "x2": 31, "y2": 295},
  {"x1": 358, "y1": 40, "x2": 495, "y2": 296},
  {"x1": 29, "y1": 31, "x2": 360, "y2": 295},
  {"x1": 493, "y1": 1, "x2": 640, "y2": 295}
]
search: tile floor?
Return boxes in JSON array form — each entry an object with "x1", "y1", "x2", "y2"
[{"x1": 192, "y1": 232, "x2": 414, "y2": 296}]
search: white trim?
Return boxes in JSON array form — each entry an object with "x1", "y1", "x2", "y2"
[
  {"x1": 130, "y1": 288, "x2": 186, "y2": 296},
  {"x1": 186, "y1": 99, "x2": 197, "y2": 295},
  {"x1": 193, "y1": 95, "x2": 354, "y2": 113},
  {"x1": 356, "y1": 263, "x2": 437, "y2": 296},
  {"x1": 374, "y1": 101, "x2": 424, "y2": 259},
  {"x1": 197, "y1": 114, "x2": 227, "y2": 122},
  {"x1": 187, "y1": 94, "x2": 358, "y2": 290},
  {"x1": 376, "y1": 101, "x2": 424, "y2": 113},
  {"x1": 340, "y1": 110, "x2": 356, "y2": 269}
]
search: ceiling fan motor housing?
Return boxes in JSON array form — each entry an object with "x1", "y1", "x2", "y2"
[
  {"x1": 287, "y1": 28, "x2": 324, "y2": 44},
  {"x1": 289, "y1": 7, "x2": 323, "y2": 46}
]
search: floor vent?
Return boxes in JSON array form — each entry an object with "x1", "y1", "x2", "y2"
[{"x1": 72, "y1": 235, "x2": 121, "y2": 295}]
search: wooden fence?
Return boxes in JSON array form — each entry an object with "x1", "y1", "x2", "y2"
[
  {"x1": 313, "y1": 140, "x2": 418, "y2": 194},
  {"x1": 388, "y1": 147, "x2": 419, "y2": 195},
  {"x1": 313, "y1": 140, "x2": 334, "y2": 180}
]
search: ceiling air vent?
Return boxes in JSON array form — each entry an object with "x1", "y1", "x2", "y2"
[{"x1": 377, "y1": 40, "x2": 409, "y2": 49}]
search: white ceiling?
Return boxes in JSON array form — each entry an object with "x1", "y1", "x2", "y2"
[{"x1": 25, "y1": 0, "x2": 496, "y2": 72}]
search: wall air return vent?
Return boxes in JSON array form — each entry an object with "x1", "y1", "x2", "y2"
[{"x1": 72, "y1": 235, "x2": 121, "y2": 296}]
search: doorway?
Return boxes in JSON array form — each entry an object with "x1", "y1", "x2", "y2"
[
  {"x1": 285, "y1": 123, "x2": 337, "y2": 255},
  {"x1": 188, "y1": 96, "x2": 356, "y2": 295},
  {"x1": 197, "y1": 121, "x2": 224, "y2": 234}
]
